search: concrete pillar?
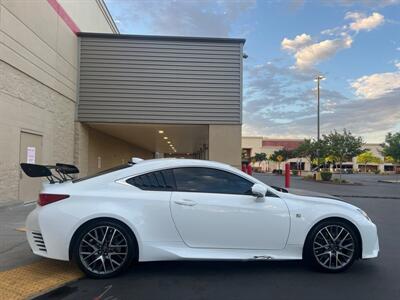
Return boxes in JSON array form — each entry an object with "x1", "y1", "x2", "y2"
[
  {"x1": 74, "y1": 122, "x2": 89, "y2": 177},
  {"x1": 208, "y1": 125, "x2": 241, "y2": 168}
]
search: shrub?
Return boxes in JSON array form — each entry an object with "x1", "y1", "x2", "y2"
[
  {"x1": 292, "y1": 170, "x2": 298, "y2": 176},
  {"x1": 320, "y1": 171, "x2": 332, "y2": 181},
  {"x1": 374, "y1": 170, "x2": 380, "y2": 174},
  {"x1": 333, "y1": 178, "x2": 348, "y2": 184}
]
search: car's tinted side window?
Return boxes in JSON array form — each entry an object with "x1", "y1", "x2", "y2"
[
  {"x1": 173, "y1": 167, "x2": 253, "y2": 195},
  {"x1": 127, "y1": 169, "x2": 176, "y2": 191}
]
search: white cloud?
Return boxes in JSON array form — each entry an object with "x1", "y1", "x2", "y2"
[
  {"x1": 351, "y1": 66, "x2": 400, "y2": 99},
  {"x1": 281, "y1": 34, "x2": 312, "y2": 52},
  {"x1": 346, "y1": 12, "x2": 384, "y2": 31},
  {"x1": 282, "y1": 11, "x2": 386, "y2": 69},
  {"x1": 293, "y1": 36, "x2": 353, "y2": 69}
]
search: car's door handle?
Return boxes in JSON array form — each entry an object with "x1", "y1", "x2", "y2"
[{"x1": 174, "y1": 199, "x2": 197, "y2": 206}]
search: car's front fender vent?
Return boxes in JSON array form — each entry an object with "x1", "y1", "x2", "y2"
[{"x1": 32, "y1": 232, "x2": 46, "y2": 252}]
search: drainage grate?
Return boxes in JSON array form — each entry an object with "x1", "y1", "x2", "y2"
[{"x1": 32, "y1": 232, "x2": 47, "y2": 252}]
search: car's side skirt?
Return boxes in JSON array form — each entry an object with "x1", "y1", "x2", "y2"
[{"x1": 139, "y1": 242, "x2": 303, "y2": 262}]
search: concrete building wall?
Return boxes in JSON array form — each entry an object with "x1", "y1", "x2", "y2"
[
  {"x1": 0, "y1": 0, "x2": 118, "y2": 203},
  {"x1": 209, "y1": 125, "x2": 241, "y2": 168},
  {"x1": 0, "y1": 61, "x2": 75, "y2": 203},
  {"x1": 87, "y1": 127, "x2": 153, "y2": 174},
  {"x1": 241, "y1": 136, "x2": 263, "y2": 157},
  {"x1": 0, "y1": 0, "x2": 78, "y2": 100},
  {"x1": 58, "y1": 0, "x2": 118, "y2": 33}
]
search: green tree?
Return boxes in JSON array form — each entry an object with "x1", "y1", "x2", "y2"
[
  {"x1": 253, "y1": 152, "x2": 267, "y2": 167},
  {"x1": 381, "y1": 132, "x2": 400, "y2": 176},
  {"x1": 294, "y1": 139, "x2": 327, "y2": 170},
  {"x1": 270, "y1": 149, "x2": 293, "y2": 170},
  {"x1": 384, "y1": 156, "x2": 395, "y2": 163},
  {"x1": 356, "y1": 151, "x2": 382, "y2": 172},
  {"x1": 323, "y1": 129, "x2": 364, "y2": 180},
  {"x1": 381, "y1": 132, "x2": 400, "y2": 163}
]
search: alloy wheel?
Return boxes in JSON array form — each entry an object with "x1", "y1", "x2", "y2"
[
  {"x1": 79, "y1": 225, "x2": 129, "y2": 275},
  {"x1": 313, "y1": 225, "x2": 355, "y2": 270}
]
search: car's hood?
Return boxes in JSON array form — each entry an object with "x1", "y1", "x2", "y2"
[{"x1": 278, "y1": 189, "x2": 358, "y2": 211}]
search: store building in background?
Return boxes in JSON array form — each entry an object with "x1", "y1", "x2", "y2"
[
  {"x1": 242, "y1": 136, "x2": 308, "y2": 172},
  {"x1": 242, "y1": 136, "x2": 396, "y2": 173},
  {"x1": 0, "y1": 0, "x2": 245, "y2": 204}
]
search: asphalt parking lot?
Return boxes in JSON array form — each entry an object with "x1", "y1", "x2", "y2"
[
  {"x1": 33, "y1": 174, "x2": 400, "y2": 300},
  {"x1": 1, "y1": 174, "x2": 399, "y2": 300}
]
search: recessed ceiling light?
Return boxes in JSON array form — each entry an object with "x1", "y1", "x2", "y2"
[
  {"x1": 158, "y1": 130, "x2": 164, "y2": 134},
  {"x1": 163, "y1": 136, "x2": 168, "y2": 140},
  {"x1": 167, "y1": 141, "x2": 171, "y2": 144}
]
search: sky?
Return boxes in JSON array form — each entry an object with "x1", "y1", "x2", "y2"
[{"x1": 105, "y1": 0, "x2": 400, "y2": 143}]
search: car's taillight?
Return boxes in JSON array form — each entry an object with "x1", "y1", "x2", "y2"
[{"x1": 38, "y1": 193, "x2": 69, "y2": 206}]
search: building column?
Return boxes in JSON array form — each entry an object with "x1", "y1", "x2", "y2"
[
  {"x1": 74, "y1": 122, "x2": 89, "y2": 177},
  {"x1": 208, "y1": 125, "x2": 241, "y2": 168}
]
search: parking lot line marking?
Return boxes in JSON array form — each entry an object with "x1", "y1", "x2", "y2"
[
  {"x1": 15, "y1": 227, "x2": 27, "y2": 232},
  {"x1": 0, "y1": 260, "x2": 83, "y2": 300}
]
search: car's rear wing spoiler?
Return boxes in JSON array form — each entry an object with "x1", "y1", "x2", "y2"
[{"x1": 20, "y1": 163, "x2": 79, "y2": 183}]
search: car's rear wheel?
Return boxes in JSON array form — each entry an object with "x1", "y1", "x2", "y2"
[
  {"x1": 73, "y1": 220, "x2": 137, "y2": 278},
  {"x1": 304, "y1": 219, "x2": 359, "y2": 272}
]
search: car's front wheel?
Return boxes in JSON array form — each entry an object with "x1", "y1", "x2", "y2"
[
  {"x1": 304, "y1": 219, "x2": 360, "y2": 272},
  {"x1": 73, "y1": 219, "x2": 137, "y2": 278}
]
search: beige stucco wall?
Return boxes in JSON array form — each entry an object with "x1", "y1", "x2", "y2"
[
  {"x1": 209, "y1": 125, "x2": 241, "y2": 168},
  {"x1": 241, "y1": 136, "x2": 263, "y2": 157},
  {"x1": 87, "y1": 127, "x2": 153, "y2": 175}
]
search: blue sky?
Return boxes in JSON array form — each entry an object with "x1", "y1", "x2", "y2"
[{"x1": 105, "y1": 0, "x2": 400, "y2": 142}]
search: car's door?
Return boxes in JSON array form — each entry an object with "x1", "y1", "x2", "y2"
[{"x1": 170, "y1": 167, "x2": 290, "y2": 250}]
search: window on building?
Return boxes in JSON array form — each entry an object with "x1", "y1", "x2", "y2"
[
  {"x1": 384, "y1": 165, "x2": 394, "y2": 171},
  {"x1": 127, "y1": 169, "x2": 176, "y2": 191},
  {"x1": 173, "y1": 167, "x2": 253, "y2": 195}
]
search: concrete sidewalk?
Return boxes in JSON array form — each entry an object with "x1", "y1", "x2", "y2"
[{"x1": 0, "y1": 202, "x2": 38, "y2": 271}]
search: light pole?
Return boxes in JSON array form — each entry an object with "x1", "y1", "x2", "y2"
[
  {"x1": 315, "y1": 75, "x2": 325, "y2": 169},
  {"x1": 315, "y1": 75, "x2": 325, "y2": 142}
]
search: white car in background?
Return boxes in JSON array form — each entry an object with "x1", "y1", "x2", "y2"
[{"x1": 21, "y1": 158, "x2": 379, "y2": 278}]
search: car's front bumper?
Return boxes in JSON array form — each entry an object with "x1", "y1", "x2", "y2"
[{"x1": 360, "y1": 221, "x2": 379, "y2": 259}]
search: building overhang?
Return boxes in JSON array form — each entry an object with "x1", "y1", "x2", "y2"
[{"x1": 88, "y1": 123, "x2": 208, "y2": 154}]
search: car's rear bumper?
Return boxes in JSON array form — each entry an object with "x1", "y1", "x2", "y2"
[{"x1": 26, "y1": 206, "x2": 71, "y2": 261}]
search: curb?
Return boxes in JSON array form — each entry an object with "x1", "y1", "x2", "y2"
[{"x1": 333, "y1": 195, "x2": 400, "y2": 200}]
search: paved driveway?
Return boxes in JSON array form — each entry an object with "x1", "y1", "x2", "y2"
[{"x1": 35, "y1": 174, "x2": 400, "y2": 300}]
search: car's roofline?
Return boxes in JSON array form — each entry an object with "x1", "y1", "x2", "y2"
[{"x1": 71, "y1": 159, "x2": 275, "y2": 192}]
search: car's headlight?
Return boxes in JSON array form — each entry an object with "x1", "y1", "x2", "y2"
[{"x1": 357, "y1": 208, "x2": 371, "y2": 222}]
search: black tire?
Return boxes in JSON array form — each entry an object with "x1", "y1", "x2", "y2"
[
  {"x1": 304, "y1": 219, "x2": 360, "y2": 273},
  {"x1": 73, "y1": 219, "x2": 137, "y2": 278}
]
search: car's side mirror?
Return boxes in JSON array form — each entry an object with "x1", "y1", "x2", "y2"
[{"x1": 251, "y1": 183, "x2": 267, "y2": 199}]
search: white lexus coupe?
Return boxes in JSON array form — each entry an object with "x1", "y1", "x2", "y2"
[{"x1": 21, "y1": 158, "x2": 379, "y2": 278}]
